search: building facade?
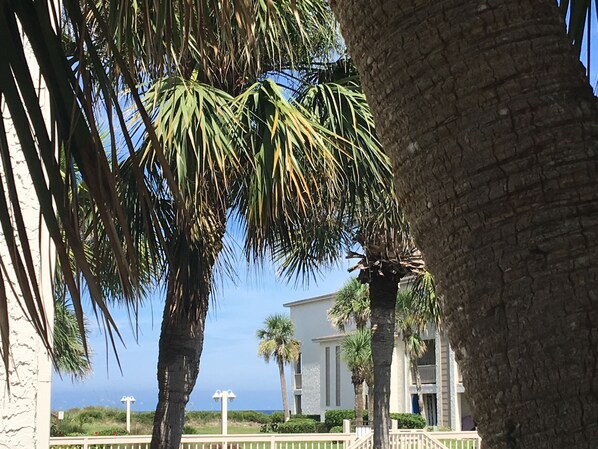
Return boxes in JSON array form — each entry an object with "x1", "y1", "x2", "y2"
[{"x1": 284, "y1": 291, "x2": 474, "y2": 431}]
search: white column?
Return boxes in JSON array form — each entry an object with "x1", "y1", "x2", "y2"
[
  {"x1": 221, "y1": 394, "x2": 228, "y2": 435},
  {"x1": 448, "y1": 346, "x2": 461, "y2": 431},
  {"x1": 0, "y1": 25, "x2": 55, "y2": 449}
]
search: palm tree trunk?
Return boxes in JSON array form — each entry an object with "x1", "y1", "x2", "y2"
[
  {"x1": 278, "y1": 359, "x2": 290, "y2": 420},
  {"x1": 369, "y1": 273, "x2": 399, "y2": 449},
  {"x1": 331, "y1": 1, "x2": 598, "y2": 448},
  {"x1": 411, "y1": 359, "x2": 426, "y2": 423},
  {"x1": 353, "y1": 377, "x2": 365, "y2": 426},
  {"x1": 151, "y1": 235, "x2": 217, "y2": 449},
  {"x1": 367, "y1": 384, "x2": 374, "y2": 424}
]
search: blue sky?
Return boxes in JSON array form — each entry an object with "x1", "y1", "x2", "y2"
[{"x1": 51, "y1": 242, "x2": 354, "y2": 412}]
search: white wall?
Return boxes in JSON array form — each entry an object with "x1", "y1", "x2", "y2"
[
  {"x1": 286, "y1": 294, "x2": 354, "y2": 416},
  {"x1": 0, "y1": 31, "x2": 54, "y2": 449}
]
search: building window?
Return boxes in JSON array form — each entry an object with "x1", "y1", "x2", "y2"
[
  {"x1": 417, "y1": 339, "x2": 436, "y2": 366},
  {"x1": 294, "y1": 394, "x2": 302, "y2": 415},
  {"x1": 294, "y1": 353, "x2": 302, "y2": 390},
  {"x1": 335, "y1": 345, "x2": 341, "y2": 406},
  {"x1": 325, "y1": 347, "x2": 331, "y2": 406}
]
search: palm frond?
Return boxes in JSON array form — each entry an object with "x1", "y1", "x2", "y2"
[
  {"x1": 328, "y1": 277, "x2": 370, "y2": 331},
  {"x1": 341, "y1": 328, "x2": 372, "y2": 376},
  {"x1": 53, "y1": 297, "x2": 91, "y2": 380},
  {"x1": 231, "y1": 79, "x2": 345, "y2": 260},
  {"x1": 88, "y1": 0, "x2": 338, "y2": 90}
]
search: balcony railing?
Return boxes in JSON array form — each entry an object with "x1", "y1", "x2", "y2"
[{"x1": 294, "y1": 374, "x2": 302, "y2": 390}]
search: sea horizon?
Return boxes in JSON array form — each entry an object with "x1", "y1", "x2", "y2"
[{"x1": 52, "y1": 386, "x2": 284, "y2": 413}]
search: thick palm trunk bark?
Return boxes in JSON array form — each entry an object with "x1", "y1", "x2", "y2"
[
  {"x1": 369, "y1": 274, "x2": 399, "y2": 449},
  {"x1": 150, "y1": 272, "x2": 208, "y2": 449},
  {"x1": 150, "y1": 228, "x2": 221, "y2": 449},
  {"x1": 366, "y1": 384, "x2": 374, "y2": 424},
  {"x1": 332, "y1": 1, "x2": 598, "y2": 448},
  {"x1": 352, "y1": 377, "x2": 365, "y2": 426},
  {"x1": 278, "y1": 359, "x2": 290, "y2": 420}
]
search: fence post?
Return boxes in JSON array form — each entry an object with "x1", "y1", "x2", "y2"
[
  {"x1": 270, "y1": 433, "x2": 276, "y2": 449},
  {"x1": 391, "y1": 419, "x2": 398, "y2": 431},
  {"x1": 82, "y1": 437, "x2": 89, "y2": 449},
  {"x1": 342, "y1": 419, "x2": 351, "y2": 434}
]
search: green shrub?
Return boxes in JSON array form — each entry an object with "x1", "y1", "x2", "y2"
[
  {"x1": 51, "y1": 417, "x2": 84, "y2": 436},
  {"x1": 270, "y1": 412, "x2": 285, "y2": 424},
  {"x1": 277, "y1": 418, "x2": 317, "y2": 433},
  {"x1": 260, "y1": 423, "x2": 278, "y2": 433},
  {"x1": 186, "y1": 411, "x2": 220, "y2": 421},
  {"x1": 183, "y1": 424, "x2": 199, "y2": 434},
  {"x1": 228, "y1": 411, "x2": 271, "y2": 424},
  {"x1": 324, "y1": 410, "x2": 355, "y2": 428},
  {"x1": 292, "y1": 414, "x2": 321, "y2": 422},
  {"x1": 96, "y1": 427, "x2": 127, "y2": 436},
  {"x1": 389, "y1": 413, "x2": 426, "y2": 429},
  {"x1": 315, "y1": 422, "x2": 329, "y2": 433},
  {"x1": 329, "y1": 425, "x2": 343, "y2": 433},
  {"x1": 135, "y1": 412, "x2": 155, "y2": 425},
  {"x1": 77, "y1": 407, "x2": 106, "y2": 421}
]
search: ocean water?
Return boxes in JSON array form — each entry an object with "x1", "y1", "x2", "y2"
[{"x1": 52, "y1": 387, "x2": 283, "y2": 413}]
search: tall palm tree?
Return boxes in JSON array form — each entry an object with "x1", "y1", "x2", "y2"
[
  {"x1": 126, "y1": 57, "x2": 387, "y2": 449},
  {"x1": 341, "y1": 328, "x2": 372, "y2": 426},
  {"x1": 102, "y1": 5, "x2": 364, "y2": 448},
  {"x1": 328, "y1": 277, "x2": 370, "y2": 331},
  {"x1": 274, "y1": 70, "x2": 426, "y2": 448},
  {"x1": 329, "y1": 1, "x2": 598, "y2": 448},
  {"x1": 257, "y1": 314, "x2": 300, "y2": 420}
]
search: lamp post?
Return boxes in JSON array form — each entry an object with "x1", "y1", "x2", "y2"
[
  {"x1": 120, "y1": 395, "x2": 136, "y2": 433},
  {"x1": 212, "y1": 389, "x2": 236, "y2": 435}
]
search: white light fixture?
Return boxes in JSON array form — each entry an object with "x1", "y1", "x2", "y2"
[
  {"x1": 120, "y1": 395, "x2": 136, "y2": 433},
  {"x1": 212, "y1": 389, "x2": 236, "y2": 435}
]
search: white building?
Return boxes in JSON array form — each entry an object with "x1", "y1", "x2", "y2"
[{"x1": 284, "y1": 291, "x2": 474, "y2": 430}]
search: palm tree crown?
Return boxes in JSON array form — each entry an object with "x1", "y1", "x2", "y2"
[
  {"x1": 256, "y1": 314, "x2": 300, "y2": 366},
  {"x1": 328, "y1": 277, "x2": 370, "y2": 331}
]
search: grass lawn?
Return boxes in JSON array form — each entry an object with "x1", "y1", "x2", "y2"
[
  {"x1": 190, "y1": 424, "x2": 262, "y2": 435},
  {"x1": 439, "y1": 439, "x2": 478, "y2": 449},
  {"x1": 51, "y1": 407, "x2": 265, "y2": 437}
]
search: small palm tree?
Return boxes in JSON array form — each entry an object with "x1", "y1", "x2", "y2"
[
  {"x1": 396, "y1": 282, "x2": 442, "y2": 424},
  {"x1": 257, "y1": 314, "x2": 300, "y2": 420},
  {"x1": 328, "y1": 277, "x2": 370, "y2": 331},
  {"x1": 53, "y1": 297, "x2": 91, "y2": 380},
  {"x1": 341, "y1": 328, "x2": 372, "y2": 426}
]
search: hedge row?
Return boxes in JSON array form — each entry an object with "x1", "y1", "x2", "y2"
[
  {"x1": 389, "y1": 413, "x2": 426, "y2": 429},
  {"x1": 324, "y1": 410, "x2": 425, "y2": 429}
]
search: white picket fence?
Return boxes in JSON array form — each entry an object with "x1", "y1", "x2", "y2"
[
  {"x1": 49, "y1": 432, "x2": 353, "y2": 449},
  {"x1": 346, "y1": 430, "x2": 480, "y2": 449},
  {"x1": 49, "y1": 431, "x2": 481, "y2": 449}
]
